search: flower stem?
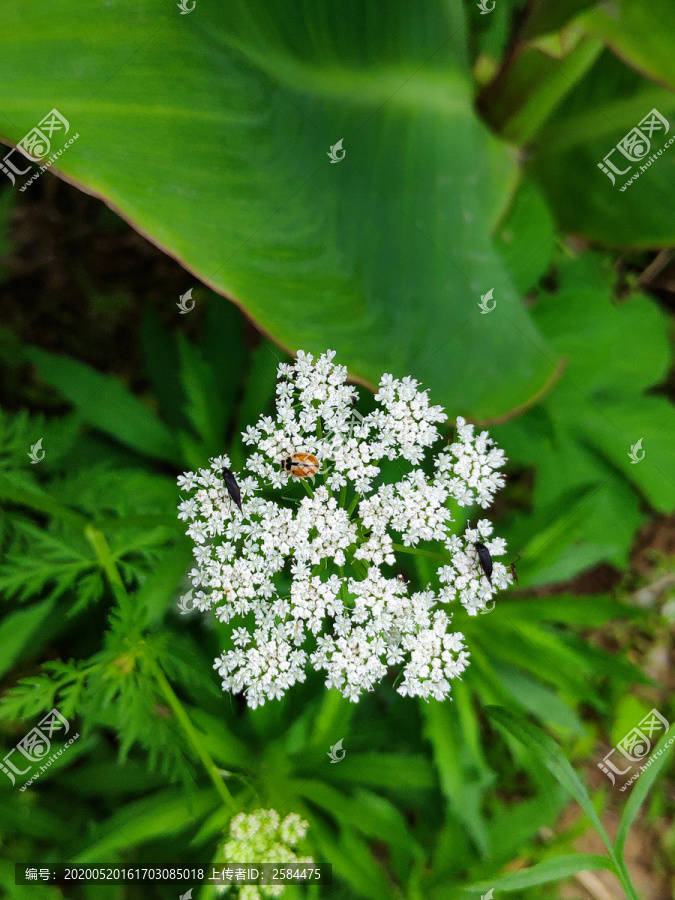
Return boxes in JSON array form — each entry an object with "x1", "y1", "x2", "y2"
[
  {"x1": 148, "y1": 657, "x2": 237, "y2": 811},
  {"x1": 347, "y1": 494, "x2": 361, "y2": 516},
  {"x1": 339, "y1": 567, "x2": 348, "y2": 604},
  {"x1": 392, "y1": 543, "x2": 448, "y2": 562}
]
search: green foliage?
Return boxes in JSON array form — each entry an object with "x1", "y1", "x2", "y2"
[
  {"x1": 0, "y1": 0, "x2": 565, "y2": 421},
  {"x1": 582, "y1": 0, "x2": 675, "y2": 91},
  {"x1": 493, "y1": 250, "x2": 674, "y2": 586},
  {"x1": 25, "y1": 347, "x2": 179, "y2": 465},
  {"x1": 527, "y1": 50, "x2": 675, "y2": 245},
  {"x1": 0, "y1": 2, "x2": 674, "y2": 898},
  {"x1": 0, "y1": 332, "x2": 659, "y2": 897},
  {"x1": 480, "y1": 707, "x2": 674, "y2": 899},
  {"x1": 0, "y1": 520, "x2": 102, "y2": 604}
]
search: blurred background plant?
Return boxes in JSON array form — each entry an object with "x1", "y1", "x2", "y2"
[{"x1": 0, "y1": 1, "x2": 674, "y2": 898}]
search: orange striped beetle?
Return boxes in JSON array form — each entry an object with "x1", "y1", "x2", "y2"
[{"x1": 281, "y1": 452, "x2": 319, "y2": 478}]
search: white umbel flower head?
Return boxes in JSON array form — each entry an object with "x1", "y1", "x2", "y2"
[
  {"x1": 178, "y1": 350, "x2": 511, "y2": 707},
  {"x1": 216, "y1": 809, "x2": 312, "y2": 897}
]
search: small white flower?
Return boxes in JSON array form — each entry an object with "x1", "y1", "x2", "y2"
[{"x1": 178, "y1": 351, "x2": 511, "y2": 706}]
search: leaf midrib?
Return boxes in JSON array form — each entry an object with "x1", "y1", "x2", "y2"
[{"x1": 214, "y1": 31, "x2": 473, "y2": 115}]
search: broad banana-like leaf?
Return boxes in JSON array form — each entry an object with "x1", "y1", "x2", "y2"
[{"x1": 0, "y1": 0, "x2": 561, "y2": 420}]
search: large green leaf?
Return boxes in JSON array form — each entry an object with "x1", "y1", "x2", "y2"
[
  {"x1": 0, "y1": 0, "x2": 560, "y2": 420},
  {"x1": 494, "y1": 251, "x2": 675, "y2": 585},
  {"x1": 494, "y1": 178, "x2": 555, "y2": 295},
  {"x1": 582, "y1": 0, "x2": 675, "y2": 91},
  {"x1": 531, "y1": 280, "x2": 675, "y2": 513},
  {"x1": 527, "y1": 51, "x2": 675, "y2": 246}
]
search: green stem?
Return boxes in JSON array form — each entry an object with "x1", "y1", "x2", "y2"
[
  {"x1": 85, "y1": 524, "x2": 130, "y2": 611},
  {"x1": 90, "y1": 526, "x2": 237, "y2": 813},
  {"x1": 148, "y1": 657, "x2": 237, "y2": 811},
  {"x1": 618, "y1": 876, "x2": 640, "y2": 900},
  {"x1": 93, "y1": 514, "x2": 181, "y2": 533},
  {"x1": 350, "y1": 557, "x2": 369, "y2": 580},
  {"x1": 576, "y1": 815, "x2": 635, "y2": 900},
  {"x1": 391, "y1": 543, "x2": 449, "y2": 562},
  {"x1": 339, "y1": 567, "x2": 350, "y2": 606},
  {"x1": 614, "y1": 858, "x2": 639, "y2": 900},
  {"x1": 310, "y1": 687, "x2": 346, "y2": 750}
]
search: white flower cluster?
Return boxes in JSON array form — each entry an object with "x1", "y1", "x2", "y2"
[
  {"x1": 217, "y1": 809, "x2": 311, "y2": 898},
  {"x1": 178, "y1": 350, "x2": 512, "y2": 707}
]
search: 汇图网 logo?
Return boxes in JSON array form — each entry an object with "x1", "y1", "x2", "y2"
[
  {"x1": 0, "y1": 108, "x2": 79, "y2": 192},
  {"x1": 598, "y1": 109, "x2": 671, "y2": 190},
  {"x1": 0, "y1": 708, "x2": 79, "y2": 789},
  {"x1": 597, "y1": 708, "x2": 670, "y2": 790}
]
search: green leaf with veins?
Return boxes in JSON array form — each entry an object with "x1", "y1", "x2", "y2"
[{"x1": 0, "y1": 0, "x2": 560, "y2": 421}]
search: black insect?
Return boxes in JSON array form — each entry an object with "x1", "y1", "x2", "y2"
[
  {"x1": 221, "y1": 466, "x2": 242, "y2": 513},
  {"x1": 473, "y1": 541, "x2": 493, "y2": 584},
  {"x1": 508, "y1": 554, "x2": 521, "y2": 585}
]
